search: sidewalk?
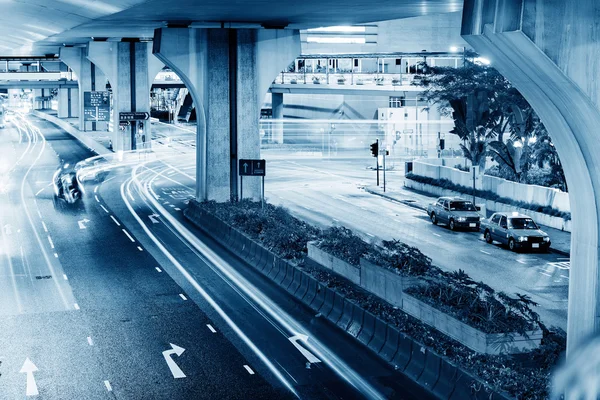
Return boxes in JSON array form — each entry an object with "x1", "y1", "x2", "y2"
[{"x1": 365, "y1": 183, "x2": 571, "y2": 256}]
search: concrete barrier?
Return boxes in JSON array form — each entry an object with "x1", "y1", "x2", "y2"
[
  {"x1": 295, "y1": 272, "x2": 311, "y2": 299},
  {"x1": 336, "y1": 299, "x2": 355, "y2": 331},
  {"x1": 318, "y1": 288, "x2": 336, "y2": 318},
  {"x1": 378, "y1": 326, "x2": 400, "y2": 362},
  {"x1": 302, "y1": 277, "x2": 318, "y2": 305},
  {"x1": 418, "y1": 351, "x2": 441, "y2": 390},
  {"x1": 346, "y1": 306, "x2": 365, "y2": 338},
  {"x1": 357, "y1": 311, "x2": 376, "y2": 346},
  {"x1": 367, "y1": 318, "x2": 388, "y2": 354},
  {"x1": 287, "y1": 268, "x2": 303, "y2": 295},
  {"x1": 404, "y1": 343, "x2": 427, "y2": 381},
  {"x1": 432, "y1": 359, "x2": 458, "y2": 400},
  {"x1": 281, "y1": 262, "x2": 295, "y2": 289},
  {"x1": 310, "y1": 286, "x2": 326, "y2": 310},
  {"x1": 392, "y1": 334, "x2": 413, "y2": 370},
  {"x1": 326, "y1": 292, "x2": 345, "y2": 325}
]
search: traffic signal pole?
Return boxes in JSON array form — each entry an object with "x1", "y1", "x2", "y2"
[{"x1": 376, "y1": 139, "x2": 379, "y2": 186}]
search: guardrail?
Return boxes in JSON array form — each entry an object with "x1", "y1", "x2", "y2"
[{"x1": 273, "y1": 72, "x2": 420, "y2": 87}]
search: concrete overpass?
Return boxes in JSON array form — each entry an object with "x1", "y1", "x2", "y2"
[{"x1": 1, "y1": 0, "x2": 599, "y2": 358}]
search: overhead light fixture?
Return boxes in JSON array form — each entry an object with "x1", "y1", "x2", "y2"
[
  {"x1": 306, "y1": 36, "x2": 366, "y2": 44},
  {"x1": 449, "y1": 46, "x2": 459, "y2": 52},
  {"x1": 306, "y1": 26, "x2": 366, "y2": 33}
]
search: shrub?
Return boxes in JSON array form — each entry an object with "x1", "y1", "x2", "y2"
[
  {"x1": 365, "y1": 239, "x2": 435, "y2": 277},
  {"x1": 406, "y1": 173, "x2": 571, "y2": 220},
  {"x1": 454, "y1": 163, "x2": 470, "y2": 172},
  {"x1": 317, "y1": 226, "x2": 370, "y2": 265}
]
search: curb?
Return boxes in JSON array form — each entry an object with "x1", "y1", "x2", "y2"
[
  {"x1": 184, "y1": 200, "x2": 513, "y2": 400},
  {"x1": 364, "y1": 187, "x2": 570, "y2": 257}
]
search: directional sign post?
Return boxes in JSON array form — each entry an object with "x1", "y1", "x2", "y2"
[
  {"x1": 119, "y1": 112, "x2": 150, "y2": 121},
  {"x1": 84, "y1": 91, "x2": 110, "y2": 123},
  {"x1": 238, "y1": 159, "x2": 266, "y2": 208}
]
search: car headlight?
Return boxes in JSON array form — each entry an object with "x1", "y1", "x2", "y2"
[
  {"x1": 457, "y1": 217, "x2": 466, "y2": 222},
  {"x1": 518, "y1": 236, "x2": 528, "y2": 242},
  {"x1": 543, "y1": 237, "x2": 550, "y2": 242}
]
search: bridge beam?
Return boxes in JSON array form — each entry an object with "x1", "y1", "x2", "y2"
[
  {"x1": 462, "y1": 0, "x2": 600, "y2": 354},
  {"x1": 153, "y1": 28, "x2": 300, "y2": 201}
]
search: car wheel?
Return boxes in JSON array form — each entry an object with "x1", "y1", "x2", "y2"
[
  {"x1": 449, "y1": 219, "x2": 456, "y2": 231},
  {"x1": 508, "y1": 238, "x2": 517, "y2": 252},
  {"x1": 430, "y1": 213, "x2": 438, "y2": 225},
  {"x1": 484, "y1": 230, "x2": 493, "y2": 244}
]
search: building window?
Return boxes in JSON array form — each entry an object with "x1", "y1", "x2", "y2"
[{"x1": 389, "y1": 96, "x2": 404, "y2": 108}]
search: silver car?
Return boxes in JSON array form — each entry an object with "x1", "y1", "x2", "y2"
[{"x1": 481, "y1": 212, "x2": 551, "y2": 252}]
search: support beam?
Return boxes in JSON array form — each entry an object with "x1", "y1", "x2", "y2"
[
  {"x1": 462, "y1": 0, "x2": 600, "y2": 355},
  {"x1": 153, "y1": 27, "x2": 300, "y2": 202}
]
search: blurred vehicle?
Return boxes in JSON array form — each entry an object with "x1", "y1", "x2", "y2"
[
  {"x1": 53, "y1": 168, "x2": 82, "y2": 205},
  {"x1": 75, "y1": 158, "x2": 110, "y2": 183},
  {"x1": 427, "y1": 196, "x2": 481, "y2": 231},
  {"x1": 480, "y1": 212, "x2": 551, "y2": 252}
]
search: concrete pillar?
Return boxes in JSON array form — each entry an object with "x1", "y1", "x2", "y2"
[
  {"x1": 8, "y1": 89, "x2": 20, "y2": 108},
  {"x1": 33, "y1": 89, "x2": 45, "y2": 110},
  {"x1": 153, "y1": 28, "x2": 300, "y2": 202},
  {"x1": 86, "y1": 41, "x2": 163, "y2": 151},
  {"x1": 462, "y1": 0, "x2": 600, "y2": 354},
  {"x1": 57, "y1": 88, "x2": 78, "y2": 118},
  {"x1": 271, "y1": 92, "x2": 284, "y2": 144},
  {"x1": 60, "y1": 47, "x2": 107, "y2": 131}
]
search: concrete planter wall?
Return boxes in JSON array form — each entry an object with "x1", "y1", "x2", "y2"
[
  {"x1": 307, "y1": 243, "x2": 361, "y2": 284},
  {"x1": 307, "y1": 243, "x2": 420, "y2": 307},
  {"x1": 401, "y1": 293, "x2": 543, "y2": 355},
  {"x1": 405, "y1": 179, "x2": 571, "y2": 232}
]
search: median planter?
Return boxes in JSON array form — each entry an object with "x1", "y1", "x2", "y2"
[
  {"x1": 401, "y1": 292, "x2": 543, "y2": 355},
  {"x1": 359, "y1": 258, "x2": 421, "y2": 308},
  {"x1": 307, "y1": 242, "x2": 360, "y2": 284}
]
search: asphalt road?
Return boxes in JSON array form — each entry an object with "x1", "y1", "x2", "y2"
[
  {"x1": 262, "y1": 153, "x2": 569, "y2": 331},
  {"x1": 0, "y1": 115, "x2": 431, "y2": 399}
]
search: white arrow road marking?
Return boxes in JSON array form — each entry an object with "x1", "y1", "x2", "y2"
[
  {"x1": 20, "y1": 358, "x2": 38, "y2": 396},
  {"x1": 148, "y1": 214, "x2": 160, "y2": 224},
  {"x1": 288, "y1": 334, "x2": 321, "y2": 364},
  {"x1": 162, "y1": 343, "x2": 186, "y2": 379},
  {"x1": 243, "y1": 365, "x2": 255, "y2": 375},
  {"x1": 78, "y1": 219, "x2": 90, "y2": 230},
  {"x1": 4, "y1": 224, "x2": 12, "y2": 235}
]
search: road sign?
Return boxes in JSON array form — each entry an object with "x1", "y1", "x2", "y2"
[
  {"x1": 119, "y1": 112, "x2": 149, "y2": 121},
  {"x1": 239, "y1": 159, "x2": 266, "y2": 176},
  {"x1": 84, "y1": 91, "x2": 110, "y2": 122}
]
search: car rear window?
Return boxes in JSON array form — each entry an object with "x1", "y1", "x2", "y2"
[{"x1": 449, "y1": 201, "x2": 476, "y2": 211}]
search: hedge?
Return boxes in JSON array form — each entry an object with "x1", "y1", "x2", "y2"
[{"x1": 406, "y1": 173, "x2": 571, "y2": 220}]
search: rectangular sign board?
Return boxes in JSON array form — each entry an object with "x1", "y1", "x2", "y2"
[
  {"x1": 239, "y1": 159, "x2": 266, "y2": 176},
  {"x1": 119, "y1": 112, "x2": 150, "y2": 121},
  {"x1": 84, "y1": 91, "x2": 110, "y2": 121}
]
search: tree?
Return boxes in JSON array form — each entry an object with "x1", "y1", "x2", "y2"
[{"x1": 531, "y1": 126, "x2": 567, "y2": 191}]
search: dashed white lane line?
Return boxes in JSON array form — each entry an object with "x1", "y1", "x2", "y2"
[
  {"x1": 104, "y1": 380, "x2": 112, "y2": 392},
  {"x1": 95, "y1": 195, "x2": 100, "y2": 202},
  {"x1": 37, "y1": 209, "x2": 42, "y2": 219},
  {"x1": 540, "y1": 272, "x2": 552, "y2": 277},
  {"x1": 561, "y1": 274, "x2": 569, "y2": 279},
  {"x1": 137, "y1": 246, "x2": 143, "y2": 252},
  {"x1": 179, "y1": 293, "x2": 187, "y2": 301},
  {"x1": 174, "y1": 207, "x2": 181, "y2": 211},
  {"x1": 41, "y1": 221, "x2": 48, "y2": 232},
  {"x1": 94, "y1": 186, "x2": 98, "y2": 193},
  {"x1": 35, "y1": 187, "x2": 44, "y2": 196},
  {"x1": 122, "y1": 229, "x2": 135, "y2": 242},
  {"x1": 516, "y1": 260, "x2": 527, "y2": 264},
  {"x1": 74, "y1": 303, "x2": 80, "y2": 310},
  {"x1": 63, "y1": 274, "x2": 68, "y2": 281},
  {"x1": 366, "y1": 233, "x2": 375, "y2": 238},
  {"x1": 243, "y1": 365, "x2": 255, "y2": 375},
  {"x1": 480, "y1": 250, "x2": 491, "y2": 255},
  {"x1": 155, "y1": 267, "x2": 162, "y2": 273},
  {"x1": 47, "y1": 235, "x2": 54, "y2": 249},
  {"x1": 54, "y1": 253, "x2": 58, "y2": 258},
  {"x1": 169, "y1": 204, "x2": 175, "y2": 208},
  {"x1": 333, "y1": 218, "x2": 339, "y2": 223},
  {"x1": 100, "y1": 205, "x2": 109, "y2": 213},
  {"x1": 110, "y1": 215, "x2": 121, "y2": 226},
  {"x1": 87, "y1": 337, "x2": 94, "y2": 346},
  {"x1": 433, "y1": 233, "x2": 441, "y2": 237},
  {"x1": 207, "y1": 324, "x2": 217, "y2": 333}
]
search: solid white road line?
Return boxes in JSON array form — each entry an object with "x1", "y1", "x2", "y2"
[
  {"x1": 100, "y1": 205, "x2": 109, "y2": 213},
  {"x1": 480, "y1": 250, "x2": 491, "y2": 255},
  {"x1": 104, "y1": 381, "x2": 112, "y2": 392},
  {"x1": 207, "y1": 324, "x2": 217, "y2": 333},
  {"x1": 122, "y1": 229, "x2": 135, "y2": 242},
  {"x1": 87, "y1": 337, "x2": 94, "y2": 346},
  {"x1": 35, "y1": 187, "x2": 44, "y2": 196},
  {"x1": 110, "y1": 215, "x2": 121, "y2": 226},
  {"x1": 155, "y1": 267, "x2": 162, "y2": 273},
  {"x1": 95, "y1": 195, "x2": 100, "y2": 202},
  {"x1": 243, "y1": 365, "x2": 255, "y2": 375},
  {"x1": 179, "y1": 293, "x2": 187, "y2": 301},
  {"x1": 63, "y1": 274, "x2": 68, "y2": 280},
  {"x1": 74, "y1": 303, "x2": 80, "y2": 310},
  {"x1": 41, "y1": 221, "x2": 48, "y2": 232},
  {"x1": 47, "y1": 235, "x2": 54, "y2": 249}
]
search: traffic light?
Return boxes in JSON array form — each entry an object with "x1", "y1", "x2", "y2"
[
  {"x1": 439, "y1": 139, "x2": 445, "y2": 150},
  {"x1": 370, "y1": 141, "x2": 379, "y2": 157}
]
